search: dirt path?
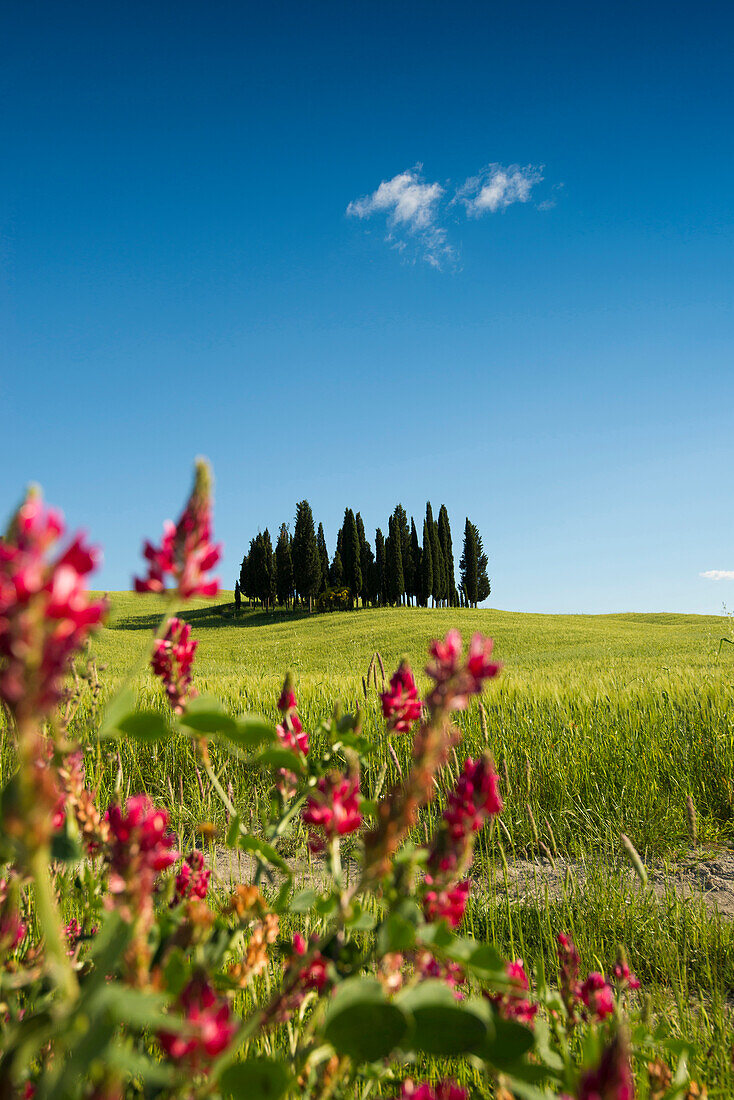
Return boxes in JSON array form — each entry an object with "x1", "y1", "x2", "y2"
[{"x1": 211, "y1": 846, "x2": 734, "y2": 917}]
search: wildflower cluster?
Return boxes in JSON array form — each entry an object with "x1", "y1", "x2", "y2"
[
  {"x1": 380, "y1": 660, "x2": 422, "y2": 733},
  {"x1": 151, "y1": 617, "x2": 198, "y2": 714},
  {"x1": 302, "y1": 771, "x2": 362, "y2": 853},
  {"x1": 0, "y1": 464, "x2": 690, "y2": 1100},
  {"x1": 0, "y1": 491, "x2": 106, "y2": 722},
  {"x1": 134, "y1": 459, "x2": 221, "y2": 598},
  {"x1": 422, "y1": 753, "x2": 503, "y2": 928}
]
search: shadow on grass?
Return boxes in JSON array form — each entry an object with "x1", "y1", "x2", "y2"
[{"x1": 109, "y1": 604, "x2": 318, "y2": 632}]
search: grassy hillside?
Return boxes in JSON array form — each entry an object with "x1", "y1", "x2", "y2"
[{"x1": 75, "y1": 594, "x2": 734, "y2": 859}]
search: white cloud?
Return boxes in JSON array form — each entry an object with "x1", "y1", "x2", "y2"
[
  {"x1": 347, "y1": 160, "x2": 552, "y2": 267},
  {"x1": 455, "y1": 163, "x2": 544, "y2": 216},
  {"x1": 347, "y1": 168, "x2": 443, "y2": 229},
  {"x1": 700, "y1": 570, "x2": 734, "y2": 581},
  {"x1": 346, "y1": 167, "x2": 456, "y2": 268}
]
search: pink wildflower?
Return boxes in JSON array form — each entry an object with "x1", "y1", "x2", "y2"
[
  {"x1": 577, "y1": 1033, "x2": 635, "y2": 1100},
  {"x1": 105, "y1": 794, "x2": 178, "y2": 897},
  {"x1": 581, "y1": 972, "x2": 615, "y2": 1021},
  {"x1": 557, "y1": 932, "x2": 582, "y2": 1019},
  {"x1": 423, "y1": 878, "x2": 470, "y2": 929},
  {"x1": 277, "y1": 684, "x2": 298, "y2": 713},
  {"x1": 422, "y1": 754, "x2": 502, "y2": 926},
  {"x1": 489, "y1": 959, "x2": 538, "y2": 1027},
  {"x1": 134, "y1": 460, "x2": 221, "y2": 599},
  {"x1": 275, "y1": 675, "x2": 308, "y2": 797},
  {"x1": 291, "y1": 932, "x2": 329, "y2": 993},
  {"x1": 416, "y1": 951, "x2": 466, "y2": 998},
  {"x1": 466, "y1": 633, "x2": 502, "y2": 690},
  {"x1": 0, "y1": 491, "x2": 106, "y2": 721},
  {"x1": 400, "y1": 1080, "x2": 468, "y2": 1100},
  {"x1": 175, "y1": 851, "x2": 210, "y2": 901},
  {"x1": 302, "y1": 772, "x2": 362, "y2": 853},
  {"x1": 158, "y1": 978, "x2": 235, "y2": 1068},
  {"x1": 380, "y1": 661, "x2": 423, "y2": 734},
  {"x1": 151, "y1": 617, "x2": 198, "y2": 714},
  {"x1": 0, "y1": 879, "x2": 26, "y2": 952},
  {"x1": 425, "y1": 630, "x2": 501, "y2": 712},
  {"x1": 613, "y1": 961, "x2": 640, "y2": 992}
]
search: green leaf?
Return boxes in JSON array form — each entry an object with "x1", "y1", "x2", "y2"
[
  {"x1": 179, "y1": 694, "x2": 237, "y2": 734},
  {"x1": 347, "y1": 905, "x2": 378, "y2": 932},
  {"x1": 226, "y1": 716, "x2": 277, "y2": 749},
  {"x1": 106, "y1": 1041, "x2": 176, "y2": 1086},
  {"x1": 236, "y1": 833, "x2": 289, "y2": 872},
  {"x1": 256, "y1": 747, "x2": 304, "y2": 774},
  {"x1": 99, "y1": 686, "x2": 137, "y2": 737},
  {"x1": 377, "y1": 912, "x2": 417, "y2": 954},
  {"x1": 117, "y1": 710, "x2": 171, "y2": 742},
  {"x1": 397, "y1": 981, "x2": 487, "y2": 1056},
  {"x1": 220, "y1": 1058, "x2": 293, "y2": 1099},
  {"x1": 324, "y1": 978, "x2": 408, "y2": 1063},
  {"x1": 290, "y1": 888, "x2": 318, "y2": 914},
  {"x1": 50, "y1": 828, "x2": 81, "y2": 863},
  {"x1": 97, "y1": 984, "x2": 176, "y2": 1031},
  {"x1": 226, "y1": 813, "x2": 241, "y2": 848},
  {"x1": 477, "y1": 1014, "x2": 535, "y2": 1067},
  {"x1": 162, "y1": 947, "x2": 188, "y2": 996}
]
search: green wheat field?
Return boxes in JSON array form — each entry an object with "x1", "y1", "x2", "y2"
[{"x1": 4, "y1": 595, "x2": 734, "y2": 1092}]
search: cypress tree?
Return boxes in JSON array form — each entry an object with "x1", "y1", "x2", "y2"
[
  {"x1": 409, "y1": 518, "x2": 421, "y2": 606},
  {"x1": 234, "y1": 579, "x2": 241, "y2": 612},
  {"x1": 275, "y1": 523, "x2": 294, "y2": 608},
  {"x1": 438, "y1": 505, "x2": 456, "y2": 607},
  {"x1": 341, "y1": 508, "x2": 362, "y2": 606},
  {"x1": 263, "y1": 528, "x2": 276, "y2": 609},
  {"x1": 476, "y1": 527, "x2": 491, "y2": 603},
  {"x1": 317, "y1": 523, "x2": 330, "y2": 594},
  {"x1": 421, "y1": 519, "x2": 433, "y2": 606},
  {"x1": 460, "y1": 519, "x2": 479, "y2": 607},
  {"x1": 292, "y1": 500, "x2": 321, "y2": 612},
  {"x1": 239, "y1": 551, "x2": 251, "y2": 606},
  {"x1": 375, "y1": 528, "x2": 387, "y2": 606},
  {"x1": 387, "y1": 514, "x2": 404, "y2": 605},
  {"x1": 330, "y1": 549, "x2": 344, "y2": 587},
  {"x1": 330, "y1": 548, "x2": 345, "y2": 587},
  {"x1": 355, "y1": 512, "x2": 374, "y2": 607},
  {"x1": 426, "y1": 503, "x2": 443, "y2": 606},
  {"x1": 391, "y1": 505, "x2": 411, "y2": 605}
]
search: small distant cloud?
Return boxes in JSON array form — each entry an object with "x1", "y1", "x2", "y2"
[
  {"x1": 455, "y1": 164, "x2": 544, "y2": 216},
  {"x1": 700, "y1": 570, "x2": 734, "y2": 581},
  {"x1": 346, "y1": 166, "x2": 455, "y2": 268},
  {"x1": 347, "y1": 160, "x2": 554, "y2": 268}
]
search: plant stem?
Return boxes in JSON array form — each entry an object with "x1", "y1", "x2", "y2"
[{"x1": 30, "y1": 844, "x2": 78, "y2": 1002}]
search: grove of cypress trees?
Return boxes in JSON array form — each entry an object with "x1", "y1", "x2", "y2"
[
  {"x1": 375, "y1": 528, "x2": 387, "y2": 606},
  {"x1": 460, "y1": 519, "x2": 479, "y2": 607},
  {"x1": 292, "y1": 500, "x2": 321, "y2": 612},
  {"x1": 421, "y1": 519, "x2": 433, "y2": 606},
  {"x1": 438, "y1": 505, "x2": 456, "y2": 607},
  {"x1": 317, "y1": 523, "x2": 329, "y2": 594},
  {"x1": 275, "y1": 523, "x2": 294, "y2": 608}
]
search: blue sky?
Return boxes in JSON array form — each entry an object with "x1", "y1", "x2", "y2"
[{"x1": 2, "y1": 0, "x2": 733, "y2": 613}]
